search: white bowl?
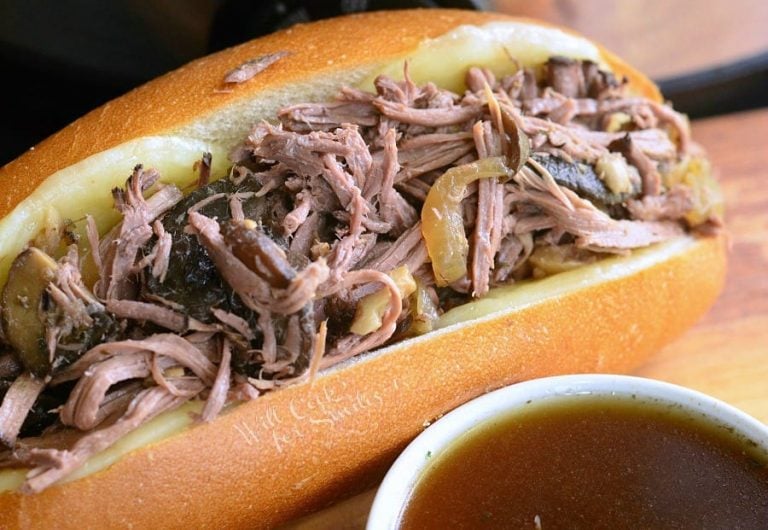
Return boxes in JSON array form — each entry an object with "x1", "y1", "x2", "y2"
[{"x1": 367, "y1": 374, "x2": 768, "y2": 529}]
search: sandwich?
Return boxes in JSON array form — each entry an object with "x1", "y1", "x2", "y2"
[{"x1": 0, "y1": 9, "x2": 725, "y2": 528}]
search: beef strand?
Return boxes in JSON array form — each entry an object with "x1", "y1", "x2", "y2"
[
  {"x1": 22, "y1": 382, "x2": 204, "y2": 493},
  {"x1": 0, "y1": 373, "x2": 46, "y2": 447}
]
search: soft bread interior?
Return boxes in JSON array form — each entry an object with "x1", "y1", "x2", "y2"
[
  {"x1": 0, "y1": 139, "x2": 229, "y2": 285},
  {"x1": 0, "y1": 20, "x2": 696, "y2": 491},
  {"x1": 366, "y1": 21, "x2": 603, "y2": 92}
]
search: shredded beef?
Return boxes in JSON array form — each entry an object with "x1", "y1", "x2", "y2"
[
  {"x1": 547, "y1": 56, "x2": 588, "y2": 98},
  {"x1": 289, "y1": 211, "x2": 324, "y2": 257},
  {"x1": 42, "y1": 247, "x2": 119, "y2": 376},
  {"x1": 376, "y1": 128, "x2": 419, "y2": 235},
  {"x1": 60, "y1": 353, "x2": 152, "y2": 431},
  {"x1": 546, "y1": 56, "x2": 621, "y2": 100},
  {"x1": 627, "y1": 186, "x2": 695, "y2": 221},
  {"x1": 280, "y1": 100, "x2": 379, "y2": 132},
  {"x1": 247, "y1": 124, "x2": 354, "y2": 182},
  {"x1": 23, "y1": 381, "x2": 204, "y2": 493},
  {"x1": 515, "y1": 112, "x2": 677, "y2": 163},
  {"x1": 283, "y1": 191, "x2": 312, "y2": 236},
  {"x1": 105, "y1": 300, "x2": 187, "y2": 332},
  {"x1": 0, "y1": 57, "x2": 719, "y2": 491},
  {"x1": 150, "y1": 220, "x2": 173, "y2": 281},
  {"x1": 94, "y1": 167, "x2": 183, "y2": 301},
  {"x1": 396, "y1": 132, "x2": 475, "y2": 181},
  {"x1": 373, "y1": 99, "x2": 483, "y2": 127},
  {"x1": 470, "y1": 121, "x2": 504, "y2": 296},
  {"x1": 201, "y1": 338, "x2": 232, "y2": 422},
  {"x1": 363, "y1": 223, "x2": 427, "y2": 273},
  {"x1": 465, "y1": 67, "x2": 497, "y2": 94},
  {"x1": 53, "y1": 334, "x2": 217, "y2": 388},
  {"x1": 211, "y1": 308, "x2": 255, "y2": 341},
  {"x1": 493, "y1": 232, "x2": 531, "y2": 283},
  {"x1": 514, "y1": 166, "x2": 684, "y2": 249},
  {"x1": 189, "y1": 211, "x2": 330, "y2": 315},
  {"x1": 0, "y1": 374, "x2": 45, "y2": 447}
]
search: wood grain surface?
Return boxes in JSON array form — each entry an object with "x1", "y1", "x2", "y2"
[
  {"x1": 636, "y1": 109, "x2": 768, "y2": 419},
  {"x1": 494, "y1": 0, "x2": 768, "y2": 80},
  {"x1": 283, "y1": 108, "x2": 768, "y2": 529}
]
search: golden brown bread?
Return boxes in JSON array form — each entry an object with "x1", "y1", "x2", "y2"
[{"x1": 0, "y1": 9, "x2": 723, "y2": 529}]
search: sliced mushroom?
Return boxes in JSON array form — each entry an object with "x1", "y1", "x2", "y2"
[
  {"x1": 501, "y1": 106, "x2": 531, "y2": 174},
  {"x1": 144, "y1": 172, "x2": 290, "y2": 322},
  {"x1": 1, "y1": 249, "x2": 58, "y2": 377},
  {"x1": 531, "y1": 153, "x2": 639, "y2": 213}
]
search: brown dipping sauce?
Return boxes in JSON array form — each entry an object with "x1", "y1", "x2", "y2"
[{"x1": 398, "y1": 395, "x2": 768, "y2": 529}]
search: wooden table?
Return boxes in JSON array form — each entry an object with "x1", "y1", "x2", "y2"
[
  {"x1": 494, "y1": 0, "x2": 768, "y2": 80},
  {"x1": 285, "y1": 108, "x2": 768, "y2": 529}
]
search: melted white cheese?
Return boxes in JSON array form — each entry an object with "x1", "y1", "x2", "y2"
[
  {"x1": 363, "y1": 22, "x2": 603, "y2": 93},
  {"x1": 0, "y1": 138, "x2": 228, "y2": 287}
]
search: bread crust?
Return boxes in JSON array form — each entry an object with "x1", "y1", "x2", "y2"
[{"x1": 0, "y1": 9, "x2": 721, "y2": 529}]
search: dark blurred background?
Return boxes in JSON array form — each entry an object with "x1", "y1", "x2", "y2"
[{"x1": 1, "y1": 0, "x2": 766, "y2": 166}]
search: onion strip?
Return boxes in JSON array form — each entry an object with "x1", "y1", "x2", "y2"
[{"x1": 421, "y1": 157, "x2": 509, "y2": 285}]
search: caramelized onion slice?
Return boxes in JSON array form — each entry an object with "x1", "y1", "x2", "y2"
[
  {"x1": 408, "y1": 279, "x2": 441, "y2": 336},
  {"x1": 421, "y1": 157, "x2": 510, "y2": 286}
]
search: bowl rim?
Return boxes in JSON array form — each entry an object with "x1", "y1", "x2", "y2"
[{"x1": 366, "y1": 373, "x2": 768, "y2": 529}]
